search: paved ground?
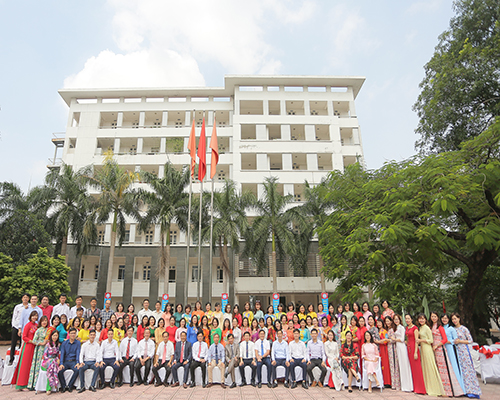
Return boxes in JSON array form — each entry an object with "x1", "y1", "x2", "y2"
[{"x1": 1, "y1": 345, "x2": 497, "y2": 400}]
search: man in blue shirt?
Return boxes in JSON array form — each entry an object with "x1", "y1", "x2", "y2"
[
  {"x1": 271, "y1": 329, "x2": 290, "y2": 388},
  {"x1": 207, "y1": 332, "x2": 225, "y2": 388},
  {"x1": 306, "y1": 328, "x2": 327, "y2": 387},
  {"x1": 58, "y1": 328, "x2": 81, "y2": 393}
]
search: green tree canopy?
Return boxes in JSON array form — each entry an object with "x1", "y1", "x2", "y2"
[
  {"x1": 414, "y1": 0, "x2": 500, "y2": 153},
  {"x1": 318, "y1": 120, "x2": 500, "y2": 338}
]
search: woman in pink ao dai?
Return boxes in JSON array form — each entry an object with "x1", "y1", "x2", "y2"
[{"x1": 362, "y1": 330, "x2": 381, "y2": 392}]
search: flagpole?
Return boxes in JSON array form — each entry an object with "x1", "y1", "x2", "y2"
[
  {"x1": 208, "y1": 177, "x2": 214, "y2": 304},
  {"x1": 197, "y1": 179, "x2": 203, "y2": 301},
  {"x1": 208, "y1": 112, "x2": 218, "y2": 305},
  {"x1": 184, "y1": 173, "x2": 192, "y2": 306}
]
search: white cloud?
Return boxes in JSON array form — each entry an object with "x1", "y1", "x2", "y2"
[
  {"x1": 406, "y1": 0, "x2": 445, "y2": 15},
  {"x1": 65, "y1": 0, "x2": 317, "y2": 89}
]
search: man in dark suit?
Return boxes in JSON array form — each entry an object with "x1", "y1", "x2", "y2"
[{"x1": 171, "y1": 331, "x2": 192, "y2": 388}]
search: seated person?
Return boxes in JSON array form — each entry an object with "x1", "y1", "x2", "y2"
[
  {"x1": 255, "y1": 329, "x2": 272, "y2": 388},
  {"x1": 152, "y1": 331, "x2": 174, "y2": 386},
  {"x1": 171, "y1": 331, "x2": 192, "y2": 388},
  {"x1": 134, "y1": 328, "x2": 155, "y2": 385},
  {"x1": 238, "y1": 331, "x2": 257, "y2": 387}
]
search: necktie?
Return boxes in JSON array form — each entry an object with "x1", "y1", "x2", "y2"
[
  {"x1": 198, "y1": 342, "x2": 201, "y2": 359},
  {"x1": 126, "y1": 339, "x2": 130, "y2": 358},
  {"x1": 261, "y1": 341, "x2": 264, "y2": 357},
  {"x1": 163, "y1": 343, "x2": 167, "y2": 363},
  {"x1": 246, "y1": 341, "x2": 249, "y2": 358},
  {"x1": 144, "y1": 341, "x2": 147, "y2": 358},
  {"x1": 215, "y1": 345, "x2": 219, "y2": 364},
  {"x1": 180, "y1": 342, "x2": 184, "y2": 363}
]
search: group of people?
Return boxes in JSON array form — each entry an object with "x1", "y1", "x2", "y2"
[{"x1": 8, "y1": 293, "x2": 482, "y2": 397}]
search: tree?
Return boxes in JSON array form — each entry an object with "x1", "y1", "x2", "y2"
[
  {"x1": 318, "y1": 120, "x2": 500, "y2": 338},
  {"x1": 137, "y1": 163, "x2": 189, "y2": 291},
  {"x1": 0, "y1": 182, "x2": 31, "y2": 222},
  {"x1": 0, "y1": 248, "x2": 71, "y2": 338},
  {"x1": 0, "y1": 210, "x2": 52, "y2": 264},
  {"x1": 83, "y1": 154, "x2": 138, "y2": 293},
  {"x1": 244, "y1": 176, "x2": 295, "y2": 294},
  {"x1": 413, "y1": 0, "x2": 500, "y2": 153}
]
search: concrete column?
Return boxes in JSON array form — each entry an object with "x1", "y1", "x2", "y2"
[
  {"x1": 137, "y1": 138, "x2": 143, "y2": 154},
  {"x1": 256, "y1": 125, "x2": 267, "y2": 140},
  {"x1": 104, "y1": 224, "x2": 112, "y2": 244},
  {"x1": 139, "y1": 111, "x2": 145, "y2": 127},
  {"x1": 284, "y1": 184, "x2": 294, "y2": 196},
  {"x1": 185, "y1": 111, "x2": 191, "y2": 126},
  {"x1": 154, "y1": 225, "x2": 161, "y2": 243},
  {"x1": 122, "y1": 252, "x2": 135, "y2": 306},
  {"x1": 307, "y1": 153, "x2": 318, "y2": 170},
  {"x1": 158, "y1": 164, "x2": 165, "y2": 178},
  {"x1": 305, "y1": 125, "x2": 315, "y2": 141},
  {"x1": 208, "y1": 110, "x2": 214, "y2": 126},
  {"x1": 257, "y1": 184, "x2": 265, "y2": 199},
  {"x1": 229, "y1": 110, "x2": 233, "y2": 125},
  {"x1": 327, "y1": 100, "x2": 334, "y2": 116},
  {"x1": 280, "y1": 99, "x2": 286, "y2": 116},
  {"x1": 282, "y1": 153, "x2": 293, "y2": 170},
  {"x1": 256, "y1": 154, "x2": 268, "y2": 170},
  {"x1": 129, "y1": 224, "x2": 136, "y2": 244},
  {"x1": 304, "y1": 100, "x2": 311, "y2": 116},
  {"x1": 349, "y1": 101, "x2": 356, "y2": 117},
  {"x1": 281, "y1": 125, "x2": 291, "y2": 140},
  {"x1": 117, "y1": 112, "x2": 124, "y2": 127},
  {"x1": 263, "y1": 99, "x2": 269, "y2": 115},
  {"x1": 184, "y1": 137, "x2": 189, "y2": 152},
  {"x1": 160, "y1": 137, "x2": 166, "y2": 153},
  {"x1": 113, "y1": 138, "x2": 121, "y2": 154},
  {"x1": 229, "y1": 137, "x2": 233, "y2": 153},
  {"x1": 162, "y1": 111, "x2": 168, "y2": 127},
  {"x1": 353, "y1": 128, "x2": 360, "y2": 145}
]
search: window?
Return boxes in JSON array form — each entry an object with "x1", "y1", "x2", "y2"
[
  {"x1": 123, "y1": 230, "x2": 130, "y2": 244},
  {"x1": 143, "y1": 265, "x2": 151, "y2": 281},
  {"x1": 191, "y1": 265, "x2": 199, "y2": 282},
  {"x1": 170, "y1": 230, "x2": 177, "y2": 245},
  {"x1": 98, "y1": 230, "x2": 105, "y2": 244},
  {"x1": 118, "y1": 265, "x2": 125, "y2": 280},
  {"x1": 94, "y1": 265, "x2": 99, "y2": 280},
  {"x1": 145, "y1": 230, "x2": 154, "y2": 244},
  {"x1": 169, "y1": 265, "x2": 176, "y2": 283},
  {"x1": 80, "y1": 265, "x2": 85, "y2": 280},
  {"x1": 132, "y1": 122, "x2": 139, "y2": 129},
  {"x1": 216, "y1": 265, "x2": 223, "y2": 283}
]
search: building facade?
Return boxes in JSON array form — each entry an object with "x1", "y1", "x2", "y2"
[{"x1": 51, "y1": 75, "x2": 365, "y2": 310}]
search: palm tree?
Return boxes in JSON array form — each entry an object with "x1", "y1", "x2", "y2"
[
  {"x1": 244, "y1": 176, "x2": 295, "y2": 294},
  {"x1": 0, "y1": 182, "x2": 31, "y2": 222},
  {"x1": 136, "y1": 162, "x2": 190, "y2": 292},
  {"x1": 204, "y1": 180, "x2": 252, "y2": 295},
  {"x1": 82, "y1": 153, "x2": 138, "y2": 293}
]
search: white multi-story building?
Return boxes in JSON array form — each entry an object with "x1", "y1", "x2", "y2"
[{"x1": 51, "y1": 75, "x2": 365, "y2": 310}]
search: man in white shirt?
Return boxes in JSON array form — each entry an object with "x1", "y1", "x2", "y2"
[
  {"x1": 77, "y1": 330, "x2": 101, "y2": 392},
  {"x1": 152, "y1": 301, "x2": 162, "y2": 326},
  {"x1": 98, "y1": 328, "x2": 120, "y2": 389},
  {"x1": 271, "y1": 329, "x2": 290, "y2": 388},
  {"x1": 190, "y1": 331, "x2": 208, "y2": 388},
  {"x1": 117, "y1": 327, "x2": 138, "y2": 387},
  {"x1": 9, "y1": 293, "x2": 29, "y2": 365},
  {"x1": 20, "y1": 294, "x2": 43, "y2": 328},
  {"x1": 52, "y1": 293, "x2": 70, "y2": 320},
  {"x1": 152, "y1": 331, "x2": 174, "y2": 386},
  {"x1": 289, "y1": 328, "x2": 308, "y2": 389},
  {"x1": 255, "y1": 329, "x2": 272, "y2": 388},
  {"x1": 306, "y1": 328, "x2": 327, "y2": 387},
  {"x1": 238, "y1": 331, "x2": 256, "y2": 387},
  {"x1": 171, "y1": 331, "x2": 192, "y2": 388},
  {"x1": 207, "y1": 332, "x2": 225, "y2": 388},
  {"x1": 137, "y1": 299, "x2": 154, "y2": 322},
  {"x1": 134, "y1": 328, "x2": 155, "y2": 385},
  {"x1": 69, "y1": 296, "x2": 86, "y2": 320}
]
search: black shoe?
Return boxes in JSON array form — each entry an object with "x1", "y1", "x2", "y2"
[
  {"x1": 302, "y1": 381, "x2": 308, "y2": 389},
  {"x1": 130, "y1": 382, "x2": 134, "y2": 387},
  {"x1": 267, "y1": 382, "x2": 272, "y2": 388},
  {"x1": 117, "y1": 381, "x2": 123, "y2": 387},
  {"x1": 258, "y1": 383, "x2": 262, "y2": 388},
  {"x1": 67, "y1": 386, "x2": 74, "y2": 393},
  {"x1": 99, "y1": 383, "x2": 105, "y2": 390},
  {"x1": 239, "y1": 381, "x2": 246, "y2": 387},
  {"x1": 291, "y1": 381, "x2": 297, "y2": 389},
  {"x1": 189, "y1": 382, "x2": 195, "y2": 388},
  {"x1": 251, "y1": 381, "x2": 256, "y2": 387},
  {"x1": 284, "y1": 381, "x2": 289, "y2": 388},
  {"x1": 91, "y1": 386, "x2": 96, "y2": 392},
  {"x1": 8, "y1": 360, "x2": 13, "y2": 367},
  {"x1": 110, "y1": 382, "x2": 115, "y2": 389},
  {"x1": 144, "y1": 381, "x2": 149, "y2": 386},
  {"x1": 154, "y1": 382, "x2": 161, "y2": 387},
  {"x1": 202, "y1": 383, "x2": 207, "y2": 388},
  {"x1": 77, "y1": 388, "x2": 85, "y2": 394},
  {"x1": 230, "y1": 382, "x2": 236, "y2": 389},
  {"x1": 164, "y1": 381, "x2": 169, "y2": 387},
  {"x1": 272, "y1": 382, "x2": 277, "y2": 388},
  {"x1": 60, "y1": 387, "x2": 66, "y2": 393}
]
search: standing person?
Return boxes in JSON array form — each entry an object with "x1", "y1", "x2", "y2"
[
  {"x1": 152, "y1": 301, "x2": 162, "y2": 324},
  {"x1": 238, "y1": 331, "x2": 257, "y2": 387},
  {"x1": 101, "y1": 299, "x2": 115, "y2": 324},
  {"x1": 12, "y1": 311, "x2": 39, "y2": 390},
  {"x1": 307, "y1": 328, "x2": 327, "y2": 387},
  {"x1": 69, "y1": 308, "x2": 84, "y2": 329},
  {"x1": 20, "y1": 295, "x2": 43, "y2": 329},
  {"x1": 242, "y1": 302, "x2": 254, "y2": 324},
  {"x1": 41, "y1": 330, "x2": 61, "y2": 394},
  {"x1": 367, "y1": 315, "x2": 378, "y2": 339},
  {"x1": 441, "y1": 314, "x2": 465, "y2": 393},
  {"x1": 57, "y1": 327, "x2": 81, "y2": 393},
  {"x1": 9, "y1": 293, "x2": 29, "y2": 366},
  {"x1": 130, "y1": 315, "x2": 139, "y2": 339},
  {"x1": 221, "y1": 318, "x2": 233, "y2": 346},
  {"x1": 265, "y1": 305, "x2": 276, "y2": 322},
  {"x1": 377, "y1": 318, "x2": 391, "y2": 387},
  {"x1": 341, "y1": 330, "x2": 360, "y2": 393},
  {"x1": 286, "y1": 302, "x2": 296, "y2": 322},
  {"x1": 134, "y1": 328, "x2": 155, "y2": 385},
  {"x1": 114, "y1": 303, "x2": 126, "y2": 319},
  {"x1": 416, "y1": 313, "x2": 445, "y2": 397},
  {"x1": 205, "y1": 302, "x2": 214, "y2": 324},
  {"x1": 405, "y1": 314, "x2": 426, "y2": 394},
  {"x1": 137, "y1": 315, "x2": 149, "y2": 342},
  {"x1": 173, "y1": 304, "x2": 184, "y2": 327},
  {"x1": 232, "y1": 317, "x2": 241, "y2": 345},
  {"x1": 57, "y1": 314, "x2": 69, "y2": 343},
  {"x1": 186, "y1": 315, "x2": 199, "y2": 345},
  {"x1": 147, "y1": 316, "x2": 156, "y2": 338},
  {"x1": 182, "y1": 304, "x2": 193, "y2": 325},
  {"x1": 162, "y1": 303, "x2": 173, "y2": 324},
  {"x1": 117, "y1": 326, "x2": 137, "y2": 387},
  {"x1": 288, "y1": 329, "x2": 308, "y2": 389},
  {"x1": 317, "y1": 303, "x2": 327, "y2": 321},
  {"x1": 192, "y1": 301, "x2": 205, "y2": 320},
  {"x1": 324, "y1": 329, "x2": 343, "y2": 391},
  {"x1": 113, "y1": 317, "x2": 126, "y2": 346},
  {"x1": 69, "y1": 296, "x2": 86, "y2": 320},
  {"x1": 175, "y1": 318, "x2": 188, "y2": 343},
  {"x1": 241, "y1": 317, "x2": 251, "y2": 337},
  {"x1": 340, "y1": 315, "x2": 349, "y2": 344},
  {"x1": 84, "y1": 297, "x2": 101, "y2": 320},
  {"x1": 28, "y1": 315, "x2": 49, "y2": 390},
  {"x1": 78, "y1": 319, "x2": 91, "y2": 343},
  {"x1": 362, "y1": 302, "x2": 372, "y2": 321},
  {"x1": 297, "y1": 304, "x2": 307, "y2": 321},
  {"x1": 98, "y1": 327, "x2": 120, "y2": 389},
  {"x1": 343, "y1": 303, "x2": 354, "y2": 323},
  {"x1": 255, "y1": 329, "x2": 272, "y2": 388},
  {"x1": 39, "y1": 295, "x2": 53, "y2": 321},
  {"x1": 210, "y1": 317, "x2": 222, "y2": 345},
  {"x1": 152, "y1": 331, "x2": 174, "y2": 387},
  {"x1": 362, "y1": 331, "x2": 381, "y2": 393},
  {"x1": 127, "y1": 304, "x2": 136, "y2": 321},
  {"x1": 386, "y1": 316, "x2": 400, "y2": 390},
  {"x1": 223, "y1": 303, "x2": 233, "y2": 324},
  {"x1": 275, "y1": 303, "x2": 286, "y2": 321},
  {"x1": 155, "y1": 318, "x2": 166, "y2": 348},
  {"x1": 372, "y1": 304, "x2": 381, "y2": 320},
  {"x1": 52, "y1": 293, "x2": 70, "y2": 321},
  {"x1": 298, "y1": 318, "x2": 311, "y2": 344},
  {"x1": 171, "y1": 331, "x2": 192, "y2": 388},
  {"x1": 207, "y1": 332, "x2": 225, "y2": 388},
  {"x1": 224, "y1": 333, "x2": 240, "y2": 388},
  {"x1": 254, "y1": 301, "x2": 264, "y2": 323},
  {"x1": 381, "y1": 300, "x2": 394, "y2": 319},
  {"x1": 77, "y1": 329, "x2": 101, "y2": 393},
  {"x1": 430, "y1": 311, "x2": 464, "y2": 396},
  {"x1": 352, "y1": 302, "x2": 363, "y2": 319},
  {"x1": 138, "y1": 299, "x2": 154, "y2": 322},
  {"x1": 393, "y1": 314, "x2": 413, "y2": 392},
  {"x1": 270, "y1": 329, "x2": 290, "y2": 388},
  {"x1": 285, "y1": 320, "x2": 295, "y2": 343},
  {"x1": 265, "y1": 317, "x2": 276, "y2": 342},
  {"x1": 212, "y1": 303, "x2": 223, "y2": 326},
  {"x1": 451, "y1": 313, "x2": 482, "y2": 398},
  {"x1": 100, "y1": 319, "x2": 114, "y2": 343},
  {"x1": 233, "y1": 304, "x2": 242, "y2": 326},
  {"x1": 189, "y1": 331, "x2": 208, "y2": 388},
  {"x1": 336, "y1": 304, "x2": 344, "y2": 321}
]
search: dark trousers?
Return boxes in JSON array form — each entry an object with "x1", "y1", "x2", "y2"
[
  {"x1": 272, "y1": 358, "x2": 290, "y2": 383},
  {"x1": 307, "y1": 358, "x2": 327, "y2": 383},
  {"x1": 289, "y1": 358, "x2": 307, "y2": 382},
  {"x1": 79, "y1": 361, "x2": 99, "y2": 388},
  {"x1": 171, "y1": 361, "x2": 190, "y2": 384},
  {"x1": 239, "y1": 359, "x2": 256, "y2": 384},
  {"x1": 9, "y1": 327, "x2": 20, "y2": 363},
  {"x1": 134, "y1": 358, "x2": 152, "y2": 383},
  {"x1": 58, "y1": 360, "x2": 79, "y2": 389},
  {"x1": 118, "y1": 357, "x2": 135, "y2": 383},
  {"x1": 189, "y1": 360, "x2": 206, "y2": 384},
  {"x1": 99, "y1": 358, "x2": 120, "y2": 384},
  {"x1": 256, "y1": 357, "x2": 272, "y2": 384},
  {"x1": 152, "y1": 361, "x2": 171, "y2": 384}
]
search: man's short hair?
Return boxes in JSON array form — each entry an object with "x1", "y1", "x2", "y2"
[
  {"x1": 41, "y1": 295, "x2": 49, "y2": 301},
  {"x1": 311, "y1": 328, "x2": 318, "y2": 334},
  {"x1": 243, "y1": 331, "x2": 251, "y2": 336},
  {"x1": 293, "y1": 329, "x2": 300, "y2": 334},
  {"x1": 91, "y1": 297, "x2": 97, "y2": 302},
  {"x1": 198, "y1": 331, "x2": 205, "y2": 337},
  {"x1": 75, "y1": 295, "x2": 83, "y2": 300},
  {"x1": 89, "y1": 329, "x2": 96, "y2": 335},
  {"x1": 68, "y1": 328, "x2": 77, "y2": 334},
  {"x1": 127, "y1": 326, "x2": 134, "y2": 331},
  {"x1": 143, "y1": 299, "x2": 150, "y2": 304},
  {"x1": 156, "y1": 301, "x2": 161, "y2": 305},
  {"x1": 180, "y1": 331, "x2": 187, "y2": 336},
  {"x1": 76, "y1": 307, "x2": 83, "y2": 312},
  {"x1": 227, "y1": 333, "x2": 234, "y2": 339},
  {"x1": 59, "y1": 293, "x2": 67, "y2": 298}
]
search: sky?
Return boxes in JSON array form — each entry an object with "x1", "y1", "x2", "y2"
[{"x1": 0, "y1": 0, "x2": 456, "y2": 192}]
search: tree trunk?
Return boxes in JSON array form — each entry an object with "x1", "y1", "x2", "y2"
[
  {"x1": 271, "y1": 250, "x2": 277, "y2": 294},
  {"x1": 221, "y1": 241, "x2": 229, "y2": 295},
  {"x1": 107, "y1": 228, "x2": 116, "y2": 293},
  {"x1": 61, "y1": 235, "x2": 68, "y2": 263},
  {"x1": 319, "y1": 253, "x2": 326, "y2": 293}
]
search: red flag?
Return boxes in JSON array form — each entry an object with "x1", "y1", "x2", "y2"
[
  {"x1": 197, "y1": 117, "x2": 206, "y2": 181},
  {"x1": 210, "y1": 116, "x2": 219, "y2": 180},
  {"x1": 187, "y1": 118, "x2": 196, "y2": 178}
]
